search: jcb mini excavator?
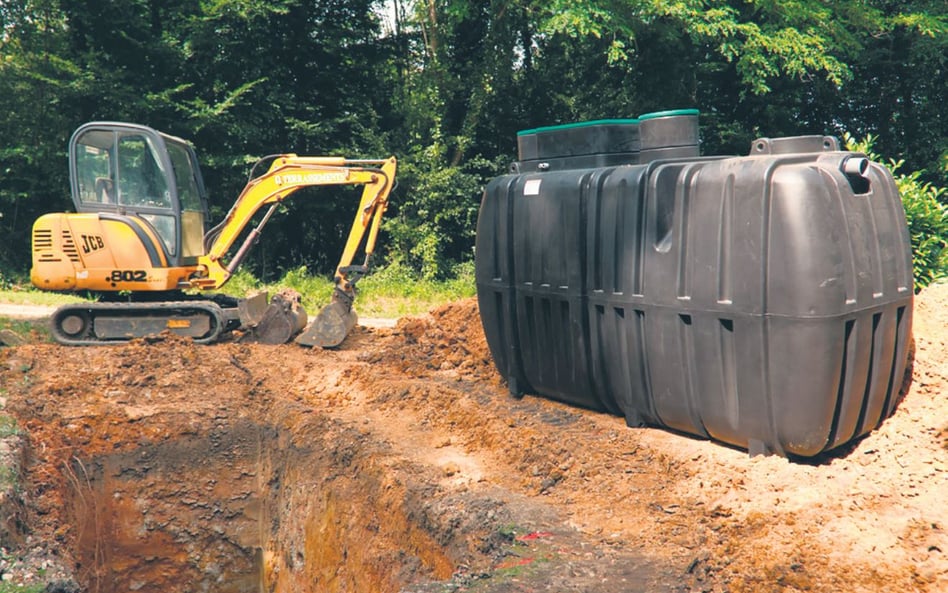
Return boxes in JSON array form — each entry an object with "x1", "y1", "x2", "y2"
[{"x1": 30, "y1": 121, "x2": 397, "y2": 347}]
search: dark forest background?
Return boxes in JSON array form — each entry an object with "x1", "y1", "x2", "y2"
[{"x1": 1, "y1": 0, "x2": 945, "y2": 283}]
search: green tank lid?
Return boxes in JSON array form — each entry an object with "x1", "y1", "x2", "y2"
[
  {"x1": 517, "y1": 118, "x2": 639, "y2": 136},
  {"x1": 638, "y1": 108, "x2": 699, "y2": 121}
]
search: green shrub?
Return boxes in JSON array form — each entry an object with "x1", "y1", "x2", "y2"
[
  {"x1": 278, "y1": 266, "x2": 335, "y2": 313},
  {"x1": 385, "y1": 143, "x2": 499, "y2": 281},
  {"x1": 845, "y1": 134, "x2": 948, "y2": 292},
  {"x1": 212, "y1": 261, "x2": 476, "y2": 319},
  {"x1": 896, "y1": 168, "x2": 948, "y2": 291},
  {"x1": 218, "y1": 267, "x2": 262, "y2": 297}
]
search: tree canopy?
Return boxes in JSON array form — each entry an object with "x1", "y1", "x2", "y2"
[{"x1": 1, "y1": 0, "x2": 945, "y2": 280}]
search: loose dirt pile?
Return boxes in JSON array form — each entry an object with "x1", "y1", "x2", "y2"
[{"x1": 0, "y1": 287, "x2": 946, "y2": 592}]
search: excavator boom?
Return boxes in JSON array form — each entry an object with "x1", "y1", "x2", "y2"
[{"x1": 193, "y1": 155, "x2": 396, "y2": 295}]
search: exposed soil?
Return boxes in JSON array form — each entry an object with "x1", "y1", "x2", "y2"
[{"x1": 0, "y1": 285, "x2": 946, "y2": 592}]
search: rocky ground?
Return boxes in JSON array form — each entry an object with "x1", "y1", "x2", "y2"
[{"x1": 0, "y1": 286, "x2": 945, "y2": 592}]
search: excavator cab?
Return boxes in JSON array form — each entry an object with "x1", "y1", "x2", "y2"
[{"x1": 69, "y1": 122, "x2": 209, "y2": 267}]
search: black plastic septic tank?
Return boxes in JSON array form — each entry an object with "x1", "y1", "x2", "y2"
[{"x1": 476, "y1": 109, "x2": 914, "y2": 458}]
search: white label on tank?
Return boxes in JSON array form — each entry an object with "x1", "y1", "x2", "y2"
[{"x1": 524, "y1": 179, "x2": 542, "y2": 196}]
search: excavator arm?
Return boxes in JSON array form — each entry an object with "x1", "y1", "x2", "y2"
[
  {"x1": 192, "y1": 154, "x2": 396, "y2": 293},
  {"x1": 190, "y1": 154, "x2": 397, "y2": 347}
]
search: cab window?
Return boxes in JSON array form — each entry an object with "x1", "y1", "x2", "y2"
[
  {"x1": 166, "y1": 141, "x2": 206, "y2": 260},
  {"x1": 74, "y1": 129, "x2": 178, "y2": 256},
  {"x1": 116, "y1": 134, "x2": 172, "y2": 209},
  {"x1": 75, "y1": 131, "x2": 173, "y2": 209},
  {"x1": 74, "y1": 131, "x2": 115, "y2": 205}
]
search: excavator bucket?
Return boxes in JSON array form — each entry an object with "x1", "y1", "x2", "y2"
[
  {"x1": 237, "y1": 291, "x2": 270, "y2": 328},
  {"x1": 249, "y1": 290, "x2": 308, "y2": 344},
  {"x1": 295, "y1": 297, "x2": 358, "y2": 348}
]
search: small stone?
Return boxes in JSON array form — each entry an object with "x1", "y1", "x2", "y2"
[{"x1": 0, "y1": 330, "x2": 25, "y2": 347}]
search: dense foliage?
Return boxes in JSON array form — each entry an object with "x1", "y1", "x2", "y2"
[
  {"x1": 1, "y1": 0, "x2": 946, "y2": 285},
  {"x1": 846, "y1": 134, "x2": 948, "y2": 291}
]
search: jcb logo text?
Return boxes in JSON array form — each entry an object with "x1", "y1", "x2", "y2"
[{"x1": 81, "y1": 234, "x2": 105, "y2": 254}]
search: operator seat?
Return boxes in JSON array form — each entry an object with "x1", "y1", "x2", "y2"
[{"x1": 94, "y1": 177, "x2": 115, "y2": 203}]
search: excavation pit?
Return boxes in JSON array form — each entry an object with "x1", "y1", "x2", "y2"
[
  {"x1": 2, "y1": 334, "x2": 649, "y2": 593},
  {"x1": 58, "y1": 417, "x2": 460, "y2": 593},
  {"x1": 0, "y1": 334, "x2": 488, "y2": 593}
]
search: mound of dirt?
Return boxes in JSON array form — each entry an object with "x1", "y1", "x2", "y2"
[
  {"x1": 363, "y1": 298, "x2": 498, "y2": 382},
  {"x1": 0, "y1": 287, "x2": 946, "y2": 592}
]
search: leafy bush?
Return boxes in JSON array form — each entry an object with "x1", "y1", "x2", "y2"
[
  {"x1": 845, "y1": 134, "x2": 948, "y2": 292},
  {"x1": 217, "y1": 268, "x2": 262, "y2": 297},
  {"x1": 277, "y1": 266, "x2": 336, "y2": 313},
  {"x1": 896, "y1": 169, "x2": 948, "y2": 291},
  {"x1": 385, "y1": 142, "x2": 501, "y2": 281}
]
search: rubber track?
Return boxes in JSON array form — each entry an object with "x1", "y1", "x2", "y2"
[{"x1": 50, "y1": 301, "x2": 227, "y2": 346}]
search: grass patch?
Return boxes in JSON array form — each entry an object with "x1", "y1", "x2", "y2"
[
  {"x1": 0, "y1": 262, "x2": 477, "y2": 323},
  {"x1": 355, "y1": 261, "x2": 476, "y2": 317},
  {"x1": 0, "y1": 289, "x2": 85, "y2": 307},
  {"x1": 219, "y1": 262, "x2": 476, "y2": 318},
  {"x1": 0, "y1": 415, "x2": 18, "y2": 439},
  {"x1": 0, "y1": 318, "x2": 51, "y2": 344},
  {"x1": 0, "y1": 463, "x2": 15, "y2": 490},
  {"x1": 0, "y1": 414, "x2": 20, "y2": 495},
  {"x1": 0, "y1": 584, "x2": 45, "y2": 593}
]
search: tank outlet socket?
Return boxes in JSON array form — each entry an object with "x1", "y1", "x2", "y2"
[
  {"x1": 843, "y1": 157, "x2": 869, "y2": 177},
  {"x1": 842, "y1": 156, "x2": 871, "y2": 195}
]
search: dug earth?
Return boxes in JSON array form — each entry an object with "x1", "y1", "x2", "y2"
[{"x1": 0, "y1": 287, "x2": 946, "y2": 592}]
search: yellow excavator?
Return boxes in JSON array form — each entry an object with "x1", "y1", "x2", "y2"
[{"x1": 30, "y1": 121, "x2": 396, "y2": 347}]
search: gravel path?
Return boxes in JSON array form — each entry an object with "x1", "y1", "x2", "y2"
[{"x1": 0, "y1": 303, "x2": 56, "y2": 320}]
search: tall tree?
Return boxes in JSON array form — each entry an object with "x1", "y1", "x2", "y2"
[
  {"x1": 1, "y1": 0, "x2": 944, "y2": 281},
  {"x1": 0, "y1": 0, "x2": 397, "y2": 279},
  {"x1": 0, "y1": 0, "x2": 74, "y2": 271}
]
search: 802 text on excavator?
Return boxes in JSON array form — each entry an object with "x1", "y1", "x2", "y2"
[{"x1": 30, "y1": 121, "x2": 397, "y2": 347}]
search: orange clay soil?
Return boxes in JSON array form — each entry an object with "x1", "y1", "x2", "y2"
[{"x1": 0, "y1": 286, "x2": 945, "y2": 592}]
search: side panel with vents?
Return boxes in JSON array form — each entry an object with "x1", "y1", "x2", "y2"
[{"x1": 31, "y1": 212, "x2": 192, "y2": 292}]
